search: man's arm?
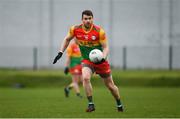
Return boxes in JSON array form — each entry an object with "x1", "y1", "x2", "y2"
[
  {"x1": 53, "y1": 26, "x2": 75, "y2": 64},
  {"x1": 59, "y1": 26, "x2": 76, "y2": 53},
  {"x1": 59, "y1": 35, "x2": 74, "y2": 53},
  {"x1": 99, "y1": 28, "x2": 109, "y2": 60},
  {"x1": 101, "y1": 41, "x2": 109, "y2": 60}
]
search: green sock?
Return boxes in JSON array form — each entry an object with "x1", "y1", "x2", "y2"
[
  {"x1": 116, "y1": 99, "x2": 122, "y2": 106},
  {"x1": 87, "y1": 96, "x2": 93, "y2": 104}
]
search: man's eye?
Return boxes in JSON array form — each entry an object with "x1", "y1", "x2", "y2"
[{"x1": 84, "y1": 18, "x2": 91, "y2": 20}]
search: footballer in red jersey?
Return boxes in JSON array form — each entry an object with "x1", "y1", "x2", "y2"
[
  {"x1": 67, "y1": 23, "x2": 111, "y2": 76},
  {"x1": 64, "y1": 40, "x2": 83, "y2": 98},
  {"x1": 53, "y1": 10, "x2": 123, "y2": 112}
]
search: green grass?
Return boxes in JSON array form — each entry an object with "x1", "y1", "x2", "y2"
[
  {"x1": 0, "y1": 69, "x2": 180, "y2": 117},
  {"x1": 1, "y1": 69, "x2": 180, "y2": 87},
  {"x1": 0, "y1": 87, "x2": 180, "y2": 118}
]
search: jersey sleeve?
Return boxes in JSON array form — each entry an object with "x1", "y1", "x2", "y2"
[
  {"x1": 66, "y1": 45, "x2": 72, "y2": 57},
  {"x1": 67, "y1": 26, "x2": 75, "y2": 37},
  {"x1": 99, "y1": 28, "x2": 107, "y2": 44}
]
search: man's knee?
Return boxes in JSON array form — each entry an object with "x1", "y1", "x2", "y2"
[{"x1": 83, "y1": 77, "x2": 90, "y2": 82}]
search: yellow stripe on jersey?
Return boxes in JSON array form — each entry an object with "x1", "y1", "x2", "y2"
[
  {"x1": 66, "y1": 45, "x2": 81, "y2": 57},
  {"x1": 67, "y1": 26, "x2": 75, "y2": 37},
  {"x1": 99, "y1": 28, "x2": 107, "y2": 44},
  {"x1": 66, "y1": 46, "x2": 72, "y2": 57}
]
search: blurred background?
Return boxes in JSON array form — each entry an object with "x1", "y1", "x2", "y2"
[
  {"x1": 0, "y1": 0, "x2": 180, "y2": 70},
  {"x1": 1, "y1": 0, "x2": 180, "y2": 118}
]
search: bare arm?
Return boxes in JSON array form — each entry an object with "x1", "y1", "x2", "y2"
[
  {"x1": 101, "y1": 41, "x2": 109, "y2": 59},
  {"x1": 53, "y1": 28, "x2": 74, "y2": 64},
  {"x1": 99, "y1": 28, "x2": 109, "y2": 59},
  {"x1": 59, "y1": 35, "x2": 74, "y2": 53}
]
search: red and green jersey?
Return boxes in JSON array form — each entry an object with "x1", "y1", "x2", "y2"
[
  {"x1": 67, "y1": 42, "x2": 82, "y2": 68},
  {"x1": 68, "y1": 24, "x2": 107, "y2": 60}
]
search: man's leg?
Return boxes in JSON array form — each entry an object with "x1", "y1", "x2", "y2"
[
  {"x1": 82, "y1": 67, "x2": 95, "y2": 112},
  {"x1": 64, "y1": 82, "x2": 74, "y2": 97},
  {"x1": 102, "y1": 75, "x2": 123, "y2": 112},
  {"x1": 72, "y1": 74, "x2": 82, "y2": 98}
]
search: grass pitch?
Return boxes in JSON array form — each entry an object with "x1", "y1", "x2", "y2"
[{"x1": 0, "y1": 87, "x2": 180, "y2": 118}]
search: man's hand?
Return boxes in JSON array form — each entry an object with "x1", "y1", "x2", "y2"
[
  {"x1": 64, "y1": 67, "x2": 69, "y2": 75},
  {"x1": 53, "y1": 52, "x2": 63, "y2": 64},
  {"x1": 95, "y1": 58, "x2": 105, "y2": 64}
]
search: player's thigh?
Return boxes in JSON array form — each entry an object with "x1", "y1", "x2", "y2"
[
  {"x1": 72, "y1": 74, "x2": 79, "y2": 83},
  {"x1": 82, "y1": 66, "x2": 92, "y2": 80},
  {"x1": 72, "y1": 74, "x2": 82, "y2": 83}
]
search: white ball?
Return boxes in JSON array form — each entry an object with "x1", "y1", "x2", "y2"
[{"x1": 89, "y1": 49, "x2": 103, "y2": 63}]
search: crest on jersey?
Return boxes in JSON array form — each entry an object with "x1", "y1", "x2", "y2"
[
  {"x1": 91, "y1": 36, "x2": 96, "y2": 40},
  {"x1": 84, "y1": 35, "x2": 88, "y2": 40}
]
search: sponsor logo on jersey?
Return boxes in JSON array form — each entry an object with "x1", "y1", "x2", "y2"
[{"x1": 77, "y1": 35, "x2": 82, "y2": 38}]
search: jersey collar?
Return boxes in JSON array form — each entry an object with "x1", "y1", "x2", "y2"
[{"x1": 82, "y1": 24, "x2": 93, "y2": 33}]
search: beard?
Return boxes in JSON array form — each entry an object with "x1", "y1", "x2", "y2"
[{"x1": 84, "y1": 23, "x2": 91, "y2": 29}]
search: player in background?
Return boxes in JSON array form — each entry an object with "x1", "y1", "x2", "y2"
[
  {"x1": 64, "y1": 40, "x2": 83, "y2": 98},
  {"x1": 53, "y1": 10, "x2": 123, "y2": 112}
]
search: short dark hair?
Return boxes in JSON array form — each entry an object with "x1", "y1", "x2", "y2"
[{"x1": 82, "y1": 10, "x2": 93, "y2": 19}]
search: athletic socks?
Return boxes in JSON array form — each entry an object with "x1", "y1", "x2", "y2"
[
  {"x1": 87, "y1": 96, "x2": 93, "y2": 103},
  {"x1": 116, "y1": 99, "x2": 122, "y2": 107}
]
